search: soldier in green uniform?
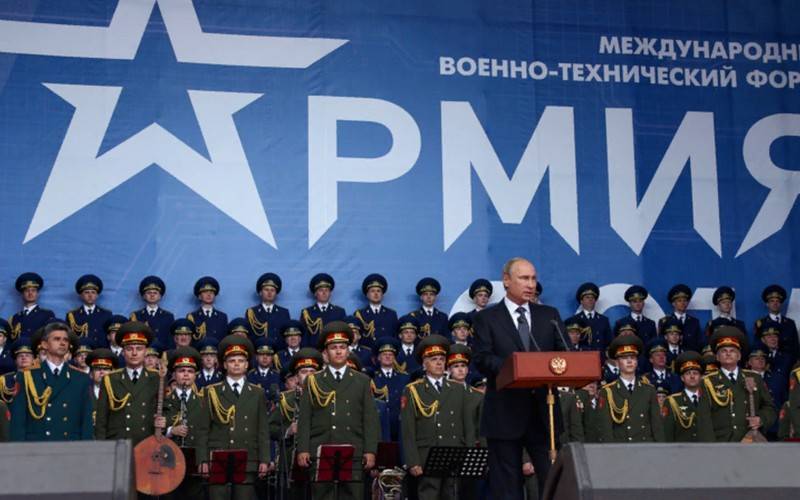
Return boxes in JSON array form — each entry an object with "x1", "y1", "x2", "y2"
[
  {"x1": 201, "y1": 335, "x2": 272, "y2": 500},
  {"x1": 778, "y1": 365, "x2": 800, "y2": 439},
  {"x1": 558, "y1": 387, "x2": 585, "y2": 443},
  {"x1": 445, "y1": 343, "x2": 483, "y2": 500},
  {"x1": 95, "y1": 321, "x2": 160, "y2": 445},
  {"x1": 9, "y1": 321, "x2": 93, "y2": 441},
  {"x1": 662, "y1": 351, "x2": 715, "y2": 442},
  {"x1": 401, "y1": 335, "x2": 477, "y2": 500},
  {"x1": 598, "y1": 335, "x2": 664, "y2": 442},
  {"x1": 162, "y1": 346, "x2": 209, "y2": 499},
  {"x1": 703, "y1": 326, "x2": 776, "y2": 441},
  {"x1": 86, "y1": 348, "x2": 118, "y2": 428},
  {"x1": 270, "y1": 348, "x2": 324, "y2": 499},
  {"x1": 296, "y1": 321, "x2": 380, "y2": 500}
]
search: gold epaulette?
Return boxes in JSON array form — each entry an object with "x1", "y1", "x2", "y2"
[
  {"x1": 187, "y1": 313, "x2": 195, "y2": 324},
  {"x1": 407, "y1": 379, "x2": 425, "y2": 388},
  {"x1": 669, "y1": 392, "x2": 682, "y2": 398},
  {"x1": 371, "y1": 380, "x2": 389, "y2": 400},
  {"x1": 67, "y1": 365, "x2": 84, "y2": 372},
  {"x1": 129, "y1": 312, "x2": 137, "y2": 321},
  {"x1": 666, "y1": 394, "x2": 696, "y2": 429},
  {"x1": 108, "y1": 368, "x2": 124, "y2": 375},
  {"x1": 640, "y1": 376, "x2": 652, "y2": 386},
  {"x1": 702, "y1": 371, "x2": 718, "y2": 379},
  {"x1": 206, "y1": 381, "x2": 224, "y2": 389},
  {"x1": 601, "y1": 380, "x2": 616, "y2": 390},
  {"x1": 742, "y1": 369, "x2": 759, "y2": 375},
  {"x1": 274, "y1": 354, "x2": 282, "y2": 370},
  {"x1": 145, "y1": 367, "x2": 159, "y2": 374}
]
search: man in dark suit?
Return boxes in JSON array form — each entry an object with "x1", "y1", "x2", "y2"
[{"x1": 473, "y1": 257, "x2": 566, "y2": 500}]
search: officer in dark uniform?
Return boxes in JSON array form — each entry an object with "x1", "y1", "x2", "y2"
[
  {"x1": 409, "y1": 278, "x2": 448, "y2": 338},
  {"x1": 598, "y1": 335, "x2": 664, "y2": 442},
  {"x1": 296, "y1": 321, "x2": 380, "y2": 500},
  {"x1": 448, "y1": 312, "x2": 473, "y2": 347},
  {"x1": 575, "y1": 282, "x2": 612, "y2": 354},
  {"x1": 196, "y1": 338, "x2": 223, "y2": 389},
  {"x1": 372, "y1": 338, "x2": 410, "y2": 441},
  {"x1": 345, "y1": 316, "x2": 375, "y2": 372},
  {"x1": 754, "y1": 285, "x2": 799, "y2": 365},
  {"x1": 8, "y1": 272, "x2": 55, "y2": 341},
  {"x1": 615, "y1": 285, "x2": 657, "y2": 344},
  {"x1": 644, "y1": 338, "x2": 682, "y2": 394},
  {"x1": 660, "y1": 318, "x2": 684, "y2": 373},
  {"x1": 467, "y1": 279, "x2": 493, "y2": 318},
  {"x1": 396, "y1": 315, "x2": 422, "y2": 375},
  {"x1": 354, "y1": 273, "x2": 398, "y2": 350},
  {"x1": 659, "y1": 284, "x2": 702, "y2": 352},
  {"x1": 247, "y1": 337, "x2": 281, "y2": 397},
  {"x1": 0, "y1": 319, "x2": 14, "y2": 375},
  {"x1": 245, "y1": 273, "x2": 291, "y2": 350},
  {"x1": 401, "y1": 335, "x2": 476, "y2": 500},
  {"x1": 130, "y1": 276, "x2": 175, "y2": 349},
  {"x1": 273, "y1": 320, "x2": 304, "y2": 373},
  {"x1": 170, "y1": 318, "x2": 195, "y2": 351},
  {"x1": 300, "y1": 273, "x2": 346, "y2": 348},
  {"x1": 704, "y1": 286, "x2": 746, "y2": 342},
  {"x1": 10, "y1": 321, "x2": 93, "y2": 441},
  {"x1": 703, "y1": 327, "x2": 776, "y2": 442},
  {"x1": 563, "y1": 316, "x2": 590, "y2": 351},
  {"x1": 187, "y1": 276, "x2": 229, "y2": 344},
  {"x1": 65, "y1": 274, "x2": 113, "y2": 349},
  {"x1": 104, "y1": 315, "x2": 128, "y2": 368},
  {"x1": 755, "y1": 319, "x2": 792, "y2": 382},
  {"x1": 95, "y1": 321, "x2": 160, "y2": 445},
  {"x1": 662, "y1": 351, "x2": 715, "y2": 442},
  {"x1": 202, "y1": 335, "x2": 272, "y2": 500},
  {"x1": 163, "y1": 346, "x2": 209, "y2": 500},
  {"x1": 226, "y1": 317, "x2": 251, "y2": 338}
]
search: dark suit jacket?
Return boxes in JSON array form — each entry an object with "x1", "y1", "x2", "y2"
[{"x1": 473, "y1": 300, "x2": 566, "y2": 441}]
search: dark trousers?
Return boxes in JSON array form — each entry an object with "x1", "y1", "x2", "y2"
[{"x1": 487, "y1": 439, "x2": 551, "y2": 500}]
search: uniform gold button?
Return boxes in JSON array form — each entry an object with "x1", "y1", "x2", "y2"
[
  {"x1": 45, "y1": 431, "x2": 51, "y2": 436},
  {"x1": 63, "y1": 417, "x2": 68, "y2": 422},
  {"x1": 437, "y1": 423, "x2": 442, "y2": 427},
  {"x1": 230, "y1": 440, "x2": 234, "y2": 444},
  {"x1": 47, "y1": 403, "x2": 52, "y2": 408},
  {"x1": 331, "y1": 412, "x2": 336, "y2": 416},
  {"x1": 63, "y1": 403, "x2": 68, "y2": 408},
  {"x1": 46, "y1": 417, "x2": 51, "y2": 422},
  {"x1": 63, "y1": 432, "x2": 68, "y2": 437},
  {"x1": 332, "y1": 425, "x2": 337, "y2": 430},
  {"x1": 244, "y1": 416, "x2": 248, "y2": 420},
  {"x1": 438, "y1": 435, "x2": 443, "y2": 439},
  {"x1": 125, "y1": 427, "x2": 130, "y2": 431},
  {"x1": 126, "y1": 415, "x2": 131, "y2": 419},
  {"x1": 230, "y1": 428, "x2": 235, "y2": 431}
]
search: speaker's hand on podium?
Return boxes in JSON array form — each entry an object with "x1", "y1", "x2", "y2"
[
  {"x1": 297, "y1": 452, "x2": 311, "y2": 467},
  {"x1": 363, "y1": 453, "x2": 375, "y2": 470}
]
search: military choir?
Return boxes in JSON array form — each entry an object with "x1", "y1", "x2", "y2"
[{"x1": 1, "y1": 271, "x2": 799, "y2": 499}]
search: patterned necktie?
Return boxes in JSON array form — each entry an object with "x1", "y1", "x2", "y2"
[{"x1": 516, "y1": 307, "x2": 531, "y2": 351}]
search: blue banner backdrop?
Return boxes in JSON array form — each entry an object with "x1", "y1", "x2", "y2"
[{"x1": 0, "y1": 0, "x2": 798, "y2": 334}]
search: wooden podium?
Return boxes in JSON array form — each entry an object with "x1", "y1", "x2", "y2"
[{"x1": 496, "y1": 351, "x2": 601, "y2": 462}]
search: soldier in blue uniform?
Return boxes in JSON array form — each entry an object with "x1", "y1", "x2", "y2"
[
  {"x1": 187, "y1": 276, "x2": 229, "y2": 344},
  {"x1": 754, "y1": 285, "x2": 799, "y2": 365},
  {"x1": 299, "y1": 273, "x2": 346, "y2": 348},
  {"x1": 467, "y1": 279, "x2": 493, "y2": 318},
  {"x1": 8, "y1": 272, "x2": 55, "y2": 341},
  {"x1": 395, "y1": 315, "x2": 421, "y2": 375},
  {"x1": 409, "y1": 277, "x2": 448, "y2": 338},
  {"x1": 10, "y1": 321, "x2": 93, "y2": 441},
  {"x1": 614, "y1": 285, "x2": 657, "y2": 344},
  {"x1": 372, "y1": 338, "x2": 410, "y2": 441},
  {"x1": 66, "y1": 274, "x2": 113, "y2": 349},
  {"x1": 196, "y1": 338, "x2": 223, "y2": 389},
  {"x1": 659, "y1": 284, "x2": 702, "y2": 352},
  {"x1": 354, "y1": 273, "x2": 398, "y2": 350},
  {"x1": 563, "y1": 316, "x2": 590, "y2": 351},
  {"x1": 575, "y1": 282, "x2": 612, "y2": 354},
  {"x1": 644, "y1": 338, "x2": 682, "y2": 394},
  {"x1": 705, "y1": 286, "x2": 746, "y2": 343},
  {"x1": 227, "y1": 317, "x2": 251, "y2": 338},
  {"x1": 130, "y1": 275, "x2": 175, "y2": 349},
  {"x1": 661, "y1": 317, "x2": 684, "y2": 373},
  {"x1": 245, "y1": 273, "x2": 291, "y2": 350},
  {"x1": 247, "y1": 337, "x2": 280, "y2": 397},
  {"x1": 747, "y1": 348, "x2": 787, "y2": 440},
  {"x1": 103, "y1": 315, "x2": 128, "y2": 369},
  {"x1": 345, "y1": 316, "x2": 375, "y2": 373},
  {"x1": 0, "y1": 319, "x2": 14, "y2": 375},
  {"x1": 755, "y1": 320, "x2": 792, "y2": 382},
  {"x1": 273, "y1": 320, "x2": 304, "y2": 373},
  {"x1": 448, "y1": 312, "x2": 473, "y2": 347},
  {"x1": 171, "y1": 318, "x2": 196, "y2": 351},
  {"x1": 71, "y1": 338, "x2": 93, "y2": 374}
]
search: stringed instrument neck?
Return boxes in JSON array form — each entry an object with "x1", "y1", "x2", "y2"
[{"x1": 155, "y1": 353, "x2": 168, "y2": 438}]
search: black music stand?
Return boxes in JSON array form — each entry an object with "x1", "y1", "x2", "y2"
[
  {"x1": 209, "y1": 449, "x2": 250, "y2": 499},
  {"x1": 314, "y1": 444, "x2": 356, "y2": 500},
  {"x1": 423, "y1": 446, "x2": 489, "y2": 498}
]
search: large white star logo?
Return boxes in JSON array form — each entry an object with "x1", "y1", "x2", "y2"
[{"x1": 0, "y1": 0, "x2": 347, "y2": 247}]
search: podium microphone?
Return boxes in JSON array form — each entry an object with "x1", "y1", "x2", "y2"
[{"x1": 551, "y1": 319, "x2": 569, "y2": 351}]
